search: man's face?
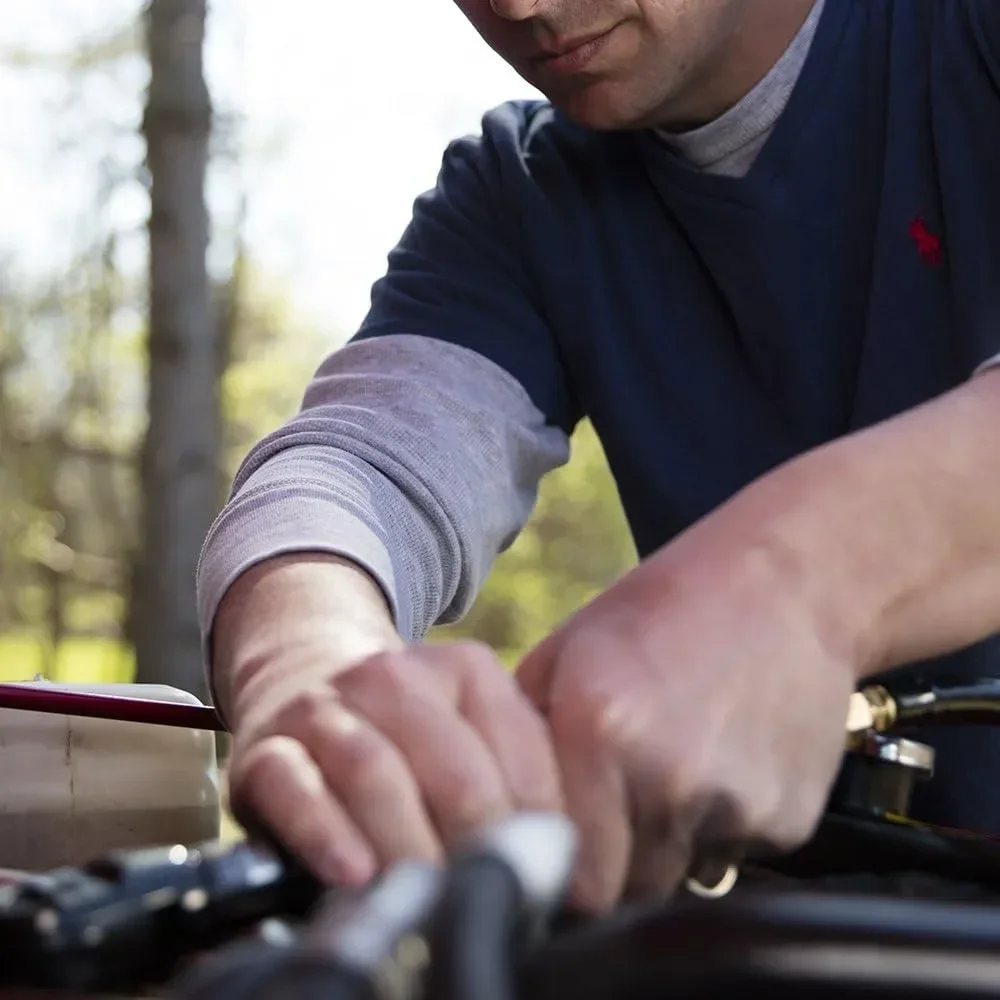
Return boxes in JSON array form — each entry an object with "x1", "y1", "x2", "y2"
[{"x1": 454, "y1": 0, "x2": 747, "y2": 130}]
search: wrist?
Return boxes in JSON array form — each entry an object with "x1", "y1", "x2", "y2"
[
  {"x1": 726, "y1": 373, "x2": 1000, "y2": 678},
  {"x1": 762, "y1": 460, "x2": 883, "y2": 681},
  {"x1": 722, "y1": 441, "x2": 923, "y2": 682},
  {"x1": 212, "y1": 553, "x2": 403, "y2": 726},
  {"x1": 663, "y1": 447, "x2": 887, "y2": 682}
]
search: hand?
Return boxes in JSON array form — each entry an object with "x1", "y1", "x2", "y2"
[
  {"x1": 216, "y1": 557, "x2": 563, "y2": 888},
  {"x1": 516, "y1": 520, "x2": 860, "y2": 913}
]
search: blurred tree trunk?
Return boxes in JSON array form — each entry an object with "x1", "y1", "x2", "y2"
[{"x1": 133, "y1": 0, "x2": 215, "y2": 700}]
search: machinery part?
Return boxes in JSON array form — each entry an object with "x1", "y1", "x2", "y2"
[
  {"x1": 846, "y1": 685, "x2": 897, "y2": 735},
  {"x1": 762, "y1": 810, "x2": 1000, "y2": 890},
  {"x1": 169, "y1": 860, "x2": 443, "y2": 1000},
  {"x1": 0, "y1": 682, "x2": 220, "y2": 871},
  {"x1": 0, "y1": 839, "x2": 321, "y2": 994},
  {"x1": 518, "y1": 887, "x2": 1000, "y2": 1000},
  {"x1": 894, "y1": 682, "x2": 1000, "y2": 728},
  {"x1": 463, "y1": 813, "x2": 577, "y2": 943},
  {"x1": 168, "y1": 813, "x2": 578, "y2": 1000},
  {"x1": 845, "y1": 679, "x2": 1000, "y2": 739},
  {"x1": 426, "y1": 813, "x2": 576, "y2": 1000},
  {"x1": 832, "y1": 733, "x2": 935, "y2": 820},
  {"x1": 12, "y1": 809, "x2": 1000, "y2": 998},
  {"x1": 0, "y1": 681, "x2": 225, "y2": 732}
]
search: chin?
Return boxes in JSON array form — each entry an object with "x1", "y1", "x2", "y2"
[{"x1": 547, "y1": 82, "x2": 660, "y2": 132}]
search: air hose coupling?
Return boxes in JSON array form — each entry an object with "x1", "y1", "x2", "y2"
[{"x1": 846, "y1": 685, "x2": 898, "y2": 737}]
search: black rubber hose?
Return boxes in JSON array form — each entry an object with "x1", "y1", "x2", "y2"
[
  {"x1": 520, "y1": 889, "x2": 1000, "y2": 1000},
  {"x1": 427, "y1": 854, "x2": 524, "y2": 1000},
  {"x1": 895, "y1": 683, "x2": 1000, "y2": 728},
  {"x1": 167, "y1": 944, "x2": 375, "y2": 1000}
]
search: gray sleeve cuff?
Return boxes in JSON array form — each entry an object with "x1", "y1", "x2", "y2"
[
  {"x1": 974, "y1": 352, "x2": 1000, "y2": 376},
  {"x1": 196, "y1": 455, "x2": 407, "y2": 642},
  {"x1": 196, "y1": 446, "x2": 421, "y2": 718}
]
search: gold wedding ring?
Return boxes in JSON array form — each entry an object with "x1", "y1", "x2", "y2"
[{"x1": 684, "y1": 858, "x2": 740, "y2": 899}]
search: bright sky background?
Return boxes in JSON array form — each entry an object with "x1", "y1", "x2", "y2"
[{"x1": 0, "y1": 0, "x2": 541, "y2": 342}]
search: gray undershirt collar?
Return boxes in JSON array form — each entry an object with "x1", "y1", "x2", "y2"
[{"x1": 657, "y1": 0, "x2": 826, "y2": 178}]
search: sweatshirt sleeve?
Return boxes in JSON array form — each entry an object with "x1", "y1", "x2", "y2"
[
  {"x1": 964, "y1": 0, "x2": 1000, "y2": 86},
  {"x1": 196, "y1": 105, "x2": 576, "y2": 666}
]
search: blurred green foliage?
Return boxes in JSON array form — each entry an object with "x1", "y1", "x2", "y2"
[
  {"x1": 1, "y1": 251, "x2": 637, "y2": 687},
  {"x1": 0, "y1": 10, "x2": 638, "y2": 690},
  {"x1": 434, "y1": 421, "x2": 636, "y2": 665},
  {"x1": 0, "y1": 633, "x2": 132, "y2": 684}
]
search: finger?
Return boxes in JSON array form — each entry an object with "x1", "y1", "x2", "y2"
[
  {"x1": 624, "y1": 758, "x2": 726, "y2": 900},
  {"x1": 549, "y1": 715, "x2": 631, "y2": 913},
  {"x1": 514, "y1": 636, "x2": 560, "y2": 711},
  {"x1": 765, "y1": 772, "x2": 832, "y2": 854},
  {"x1": 625, "y1": 820, "x2": 694, "y2": 901},
  {"x1": 303, "y1": 699, "x2": 446, "y2": 869},
  {"x1": 228, "y1": 734, "x2": 376, "y2": 887},
  {"x1": 336, "y1": 652, "x2": 513, "y2": 849},
  {"x1": 433, "y1": 643, "x2": 565, "y2": 814}
]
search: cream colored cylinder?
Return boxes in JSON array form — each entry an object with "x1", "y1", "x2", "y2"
[{"x1": 0, "y1": 680, "x2": 220, "y2": 871}]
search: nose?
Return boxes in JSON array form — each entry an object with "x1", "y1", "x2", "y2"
[{"x1": 489, "y1": 0, "x2": 541, "y2": 20}]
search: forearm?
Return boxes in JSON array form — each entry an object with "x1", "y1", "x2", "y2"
[
  {"x1": 753, "y1": 368, "x2": 1000, "y2": 676},
  {"x1": 197, "y1": 335, "x2": 569, "y2": 722}
]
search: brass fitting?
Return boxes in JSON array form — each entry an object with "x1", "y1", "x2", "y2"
[{"x1": 846, "y1": 685, "x2": 897, "y2": 736}]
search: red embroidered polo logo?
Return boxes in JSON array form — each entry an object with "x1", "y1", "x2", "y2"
[{"x1": 909, "y1": 216, "x2": 943, "y2": 267}]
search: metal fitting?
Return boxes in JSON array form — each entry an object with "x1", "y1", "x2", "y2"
[{"x1": 846, "y1": 685, "x2": 897, "y2": 736}]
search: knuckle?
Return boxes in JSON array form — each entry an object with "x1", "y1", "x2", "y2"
[
  {"x1": 362, "y1": 648, "x2": 410, "y2": 680},
  {"x1": 437, "y1": 770, "x2": 498, "y2": 832},
  {"x1": 439, "y1": 640, "x2": 503, "y2": 679},
  {"x1": 449, "y1": 638, "x2": 495, "y2": 660},
  {"x1": 557, "y1": 683, "x2": 643, "y2": 750},
  {"x1": 227, "y1": 735, "x2": 301, "y2": 820},
  {"x1": 342, "y1": 648, "x2": 414, "y2": 700},
  {"x1": 271, "y1": 686, "x2": 337, "y2": 733},
  {"x1": 328, "y1": 715, "x2": 393, "y2": 789},
  {"x1": 229, "y1": 734, "x2": 288, "y2": 791},
  {"x1": 287, "y1": 816, "x2": 342, "y2": 869},
  {"x1": 769, "y1": 794, "x2": 825, "y2": 851},
  {"x1": 595, "y1": 696, "x2": 645, "y2": 747},
  {"x1": 640, "y1": 752, "x2": 716, "y2": 823},
  {"x1": 746, "y1": 785, "x2": 785, "y2": 836},
  {"x1": 726, "y1": 800, "x2": 770, "y2": 843},
  {"x1": 697, "y1": 781, "x2": 815, "y2": 853},
  {"x1": 511, "y1": 767, "x2": 562, "y2": 812},
  {"x1": 418, "y1": 640, "x2": 508, "y2": 708}
]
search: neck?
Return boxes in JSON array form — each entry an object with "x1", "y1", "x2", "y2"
[{"x1": 656, "y1": 0, "x2": 819, "y2": 131}]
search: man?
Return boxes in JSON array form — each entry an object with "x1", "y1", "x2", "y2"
[{"x1": 197, "y1": 0, "x2": 1000, "y2": 914}]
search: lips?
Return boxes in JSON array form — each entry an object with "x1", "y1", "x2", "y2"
[
  {"x1": 533, "y1": 29, "x2": 614, "y2": 62},
  {"x1": 527, "y1": 24, "x2": 620, "y2": 76}
]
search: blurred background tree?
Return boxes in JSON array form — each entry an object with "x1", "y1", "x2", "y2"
[
  {"x1": 0, "y1": 0, "x2": 636, "y2": 692},
  {"x1": 130, "y1": 0, "x2": 216, "y2": 700}
]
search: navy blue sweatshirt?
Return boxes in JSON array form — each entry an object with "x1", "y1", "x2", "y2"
[{"x1": 202, "y1": 0, "x2": 1000, "y2": 834}]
